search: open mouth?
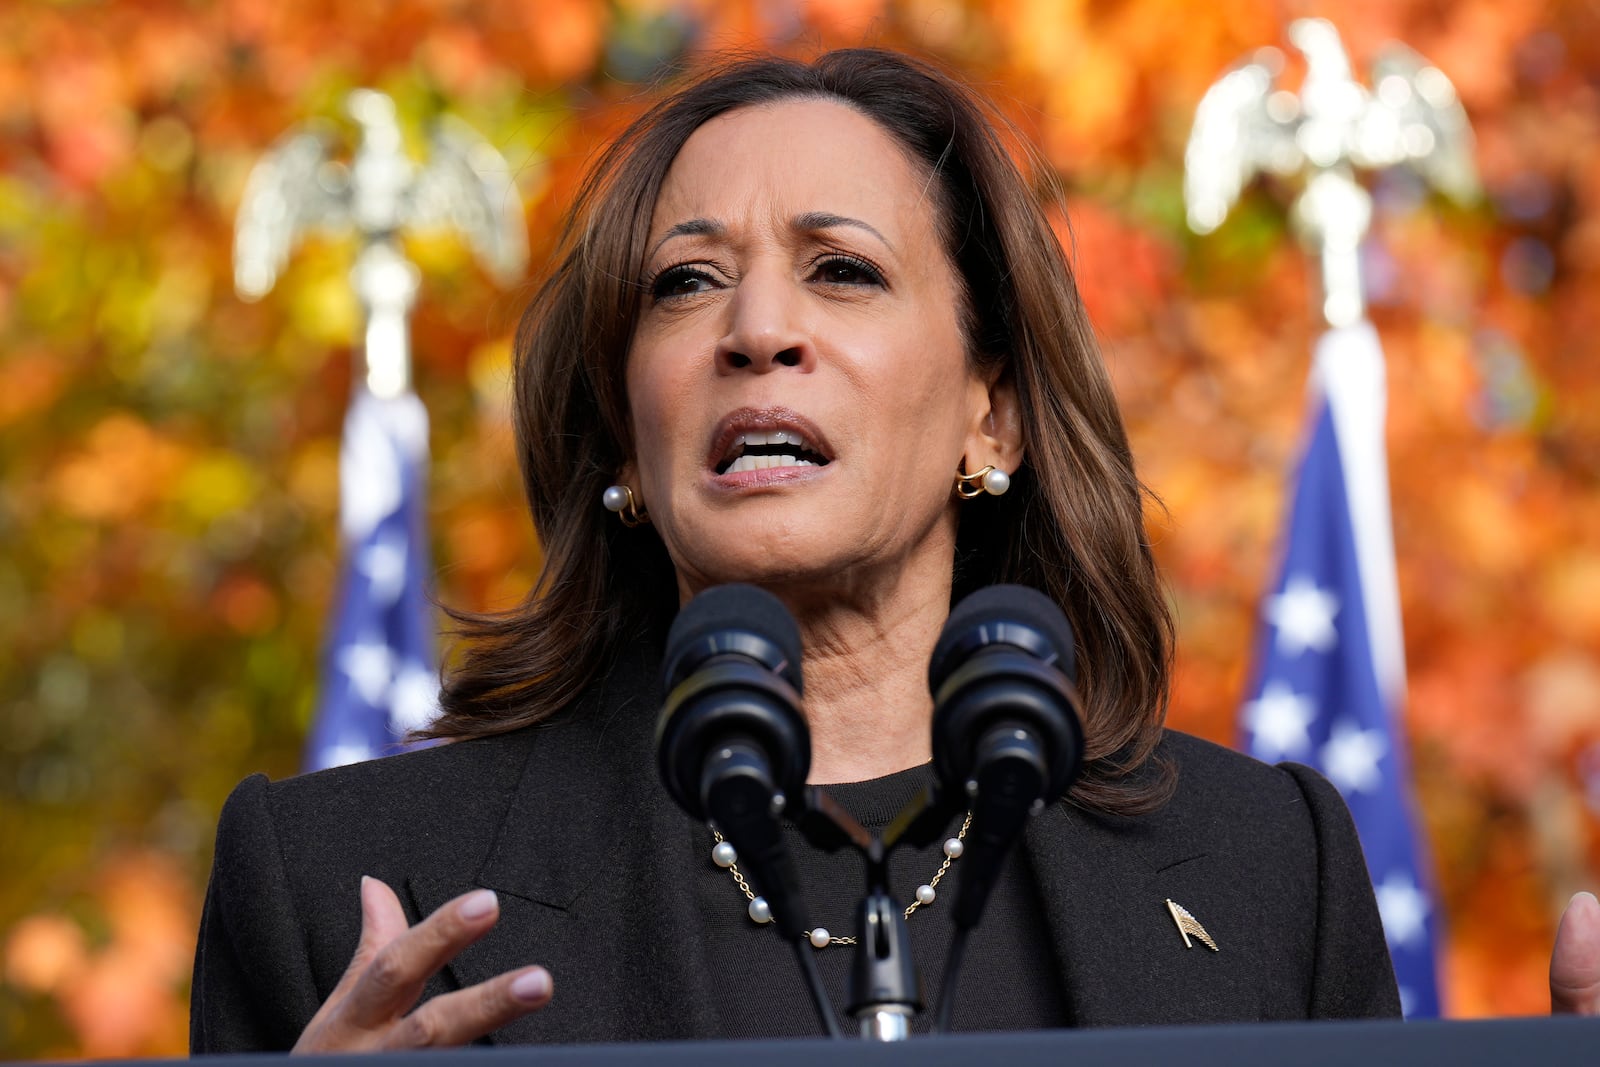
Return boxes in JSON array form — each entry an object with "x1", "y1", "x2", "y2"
[{"x1": 715, "y1": 429, "x2": 832, "y2": 475}]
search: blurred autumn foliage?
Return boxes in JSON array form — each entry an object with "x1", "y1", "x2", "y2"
[{"x1": 2, "y1": 0, "x2": 1597, "y2": 1057}]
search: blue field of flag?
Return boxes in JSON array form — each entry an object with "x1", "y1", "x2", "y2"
[
  {"x1": 305, "y1": 389, "x2": 439, "y2": 772},
  {"x1": 1242, "y1": 324, "x2": 1441, "y2": 1017}
]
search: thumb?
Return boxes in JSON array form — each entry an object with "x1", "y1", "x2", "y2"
[{"x1": 1551, "y1": 891, "x2": 1600, "y2": 1014}]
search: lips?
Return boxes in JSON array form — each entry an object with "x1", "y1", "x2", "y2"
[{"x1": 708, "y1": 408, "x2": 834, "y2": 477}]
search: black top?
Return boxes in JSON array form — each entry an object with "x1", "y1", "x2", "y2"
[
  {"x1": 697, "y1": 764, "x2": 1069, "y2": 1037},
  {"x1": 190, "y1": 644, "x2": 1400, "y2": 1052}
]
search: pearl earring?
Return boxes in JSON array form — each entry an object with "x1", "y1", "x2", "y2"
[
  {"x1": 954, "y1": 465, "x2": 1010, "y2": 499},
  {"x1": 602, "y1": 484, "x2": 649, "y2": 527}
]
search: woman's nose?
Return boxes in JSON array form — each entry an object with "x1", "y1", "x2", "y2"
[{"x1": 714, "y1": 271, "x2": 814, "y2": 374}]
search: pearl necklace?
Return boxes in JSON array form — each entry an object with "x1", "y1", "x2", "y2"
[{"x1": 710, "y1": 812, "x2": 972, "y2": 948}]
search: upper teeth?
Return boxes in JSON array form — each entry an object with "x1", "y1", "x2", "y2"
[
  {"x1": 723, "y1": 429, "x2": 820, "y2": 475},
  {"x1": 735, "y1": 430, "x2": 804, "y2": 451}
]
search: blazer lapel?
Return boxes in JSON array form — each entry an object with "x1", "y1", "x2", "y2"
[
  {"x1": 1024, "y1": 796, "x2": 1268, "y2": 1026},
  {"x1": 412, "y1": 646, "x2": 721, "y2": 1043}
]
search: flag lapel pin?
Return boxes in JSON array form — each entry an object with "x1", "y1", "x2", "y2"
[{"x1": 1166, "y1": 899, "x2": 1219, "y2": 951}]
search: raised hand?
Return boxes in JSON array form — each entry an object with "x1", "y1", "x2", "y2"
[
  {"x1": 292, "y1": 876, "x2": 552, "y2": 1052},
  {"x1": 1551, "y1": 891, "x2": 1600, "y2": 1015}
]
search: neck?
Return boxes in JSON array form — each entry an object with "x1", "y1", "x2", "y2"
[
  {"x1": 672, "y1": 513, "x2": 962, "y2": 785},
  {"x1": 781, "y1": 555, "x2": 954, "y2": 785}
]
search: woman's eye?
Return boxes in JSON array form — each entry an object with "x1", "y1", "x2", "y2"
[
  {"x1": 814, "y1": 256, "x2": 884, "y2": 287},
  {"x1": 650, "y1": 266, "x2": 717, "y2": 300}
]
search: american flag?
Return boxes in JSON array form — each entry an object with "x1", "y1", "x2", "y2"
[
  {"x1": 1241, "y1": 322, "x2": 1441, "y2": 1017},
  {"x1": 305, "y1": 388, "x2": 440, "y2": 771}
]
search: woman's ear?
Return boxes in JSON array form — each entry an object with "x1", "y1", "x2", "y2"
[{"x1": 965, "y1": 366, "x2": 1025, "y2": 474}]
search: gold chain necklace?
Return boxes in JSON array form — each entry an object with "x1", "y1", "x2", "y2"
[{"x1": 710, "y1": 812, "x2": 972, "y2": 948}]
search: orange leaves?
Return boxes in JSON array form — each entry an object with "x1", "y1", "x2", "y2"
[
  {"x1": 506, "y1": 0, "x2": 609, "y2": 84},
  {"x1": 44, "y1": 414, "x2": 257, "y2": 530},
  {"x1": 797, "y1": 0, "x2": 892, "y2": 40},
  {"x1": 211, "y1": 572, "x2": 283, "y2": 635},
  {"x1": 417, "y1": 26, "x2": 503, "y2": 99},
  {"x1": 1041, "y1": 49, "x2": 1137, "y2": 168},
  {"x1": 1057, "y1": 199, "x2": 1176, "y2": 334},
  {"x1": 3, "y1": 915, "x2": 86, "y2": 998},
  {"x1": 446, "y1": 504, "x2": 539, "y2": 611},
  {"x1": 2, "y1": 851, "x2": 196, "y2": 1058},
  {"x1": 1413, "y1": 0, "x2": 1546, "y2": 112},
  {"x1": 49, "y1": 415, "x2": 189, "y2": 523},
  {"x1": 0, "y1": 350, "x2": 68, "y2": 428},
  {"x1": 1537, "y1": 554, "x2": 1600, "y2": 646}
]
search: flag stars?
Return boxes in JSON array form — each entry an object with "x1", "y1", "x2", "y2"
[
  {"x1": 1244, "y1": 682, "x2": 1316, "y2": 761},
  {"x1": 357, "y1": 531, "x2": 408, "y2": 606},
  {"x1": 1266, "y1": 575, "x2": 1340, "y2": 657},
  {"x1": 340, "y1": 401, "x2": 406, "y2": 541},
  {"x1": 1375, "y1": 871, "x2": 1430, "y2": 949},
  {"x1": 390, "y1": 662, "x2": 440, "y2": 733},
  {"x1": 320, "y1": 739, "x2": 376, "y2": 769},
  {"x1": 1320, "y1": 719, "x2": 1388, "y2": 794},
  {"x1": 338, "y1": 636, "x2": 395, "y2": 706},
  {"x1": 309, "y1": 391, "x2": 436, "y2": 774}
]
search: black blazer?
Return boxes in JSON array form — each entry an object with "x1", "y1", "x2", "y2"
[{"x1": 190, "y1": 650, "x2": 1399, "y2": 1052}]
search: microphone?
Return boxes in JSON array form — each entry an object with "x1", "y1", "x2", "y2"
[
  {"x1": 929, "y1": 584, "x2": 1085, "y2": 932},
  {"x1": 656, "y1": 583, "x2": 813, "y2": 942},
  {"x1": 926, "y1": 584, "x2": 1085, "y2": 1032}
]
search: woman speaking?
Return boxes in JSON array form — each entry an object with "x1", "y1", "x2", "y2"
[{"x1": 190, "y1": 48, "x2": 1591, "y2": 1051}]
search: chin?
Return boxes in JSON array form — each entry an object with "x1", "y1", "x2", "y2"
[
  {"x1": 680, "y1": 526, "x2": 857, "y2": 592},
  {"x1": 694, "y1": 550, "x2": 835, "y2": 589}
]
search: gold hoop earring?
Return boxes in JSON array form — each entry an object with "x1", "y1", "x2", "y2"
[
  {"x1": 954, "y1": 465, "x2": 1010, "y2": 499},
  {"x1": 602, "y1": 484, "x2": 650, "y2": 527}
]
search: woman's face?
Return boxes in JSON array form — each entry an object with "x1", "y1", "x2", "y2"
[{"x1": 626, "y1": 98, "x2": 1010, "y2": 603}]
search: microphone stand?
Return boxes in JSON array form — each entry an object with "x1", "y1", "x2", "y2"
[
  {"x1": 848, "y1": 866, "x2": 921, "y2": 1039},
  {"x1": 796, "y1": 786, "x2": 967, "y2": 1041}
]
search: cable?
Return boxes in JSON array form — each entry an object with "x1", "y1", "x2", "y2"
[
  {"x1": 792, "y1": 936, "x2": 844, "y2": 1039},
  {"x1": 932, "y1": 925, "x2": 971, "y2": 1034}
]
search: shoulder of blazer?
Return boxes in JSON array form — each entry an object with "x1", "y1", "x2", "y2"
[
  {"x1": 1156, "y1": 728, "x2": 1319, "y2": 840},
  {"x1": 1023, "y1": 728, "x2": 1397, "y2": 1024},
  {"x1": 251, "y1": 636, "x2": 665, "y2": 890},
  {"x1": 212, "y1": 643, "x2": 662, "y2": 1004},
  {"x1": 1154, "y1": 729, "x2": 1400, "y2": 1019},
  {"x1": 1045, "y1": 729, "x2": 1320, "y2": 864}
]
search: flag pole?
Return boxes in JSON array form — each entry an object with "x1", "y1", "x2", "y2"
[
  {"x1": 1186, "y1": 17, "x2": 1480, "y2": 1017},
  {"x1": 233, "y1": 90, "x2": 527, "y2": 770}
]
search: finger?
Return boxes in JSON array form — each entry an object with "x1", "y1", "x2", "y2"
[
  {"x1": 321, "y1": 876, "x2": 412, "y2": 1009},
  {"x1": 381, "y1": 967, "x2": 553, "y2": 1049},
  {"x1": 359, "y1": 876, "x2": 413, "y2": 955},
  {"x1": 1551, "y1": 891, "x2": 1600, "y2": 1014},
  {"x1": 346, "y1": 876, "x2": 412, "y2": 977},
  {"x1": 294, "y1": 876, "x2": 417, "y2": 1054},
  {"x1": 343, "y1": 887, "x2": 502, "y2": 1028}
]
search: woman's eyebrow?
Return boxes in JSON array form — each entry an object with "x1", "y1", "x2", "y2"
[
  {"x1": 649, "y1": 217, "x2": 723, "y2": 261},
  {"x1": 793, "y1": 211, "x2": 893, "y2": 252},
  {"x1": 648, "y1": 212, "x2": 894, "y2": 260}
]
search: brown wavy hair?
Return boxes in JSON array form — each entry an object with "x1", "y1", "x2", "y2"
[{"x1": 428, "y1": 48, "x2": 1175, "y2": 815}]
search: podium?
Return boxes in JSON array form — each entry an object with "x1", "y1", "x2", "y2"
[{"x1": 169, "y1": 1017, "x2": 1600, "y2": 1067}]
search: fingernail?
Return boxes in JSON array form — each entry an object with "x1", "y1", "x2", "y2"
[
  {"x1": 511, "y1": 969, "x2": 550, "y2": 1003},
  {"x1": 459, "y1": 889, "x2": 498, "y2": 920}
]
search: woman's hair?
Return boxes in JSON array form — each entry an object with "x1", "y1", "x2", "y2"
[{"x1": 429, "y1": 48, "x2": 1175, "y2": 815}]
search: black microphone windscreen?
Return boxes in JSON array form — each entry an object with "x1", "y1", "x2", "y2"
[
  {"x1": 929, "y1": 584, "x2": 1076, "y2": 692},
  {"x1": 663, "y1": 583, "x2": 804, "y2": 693}
]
